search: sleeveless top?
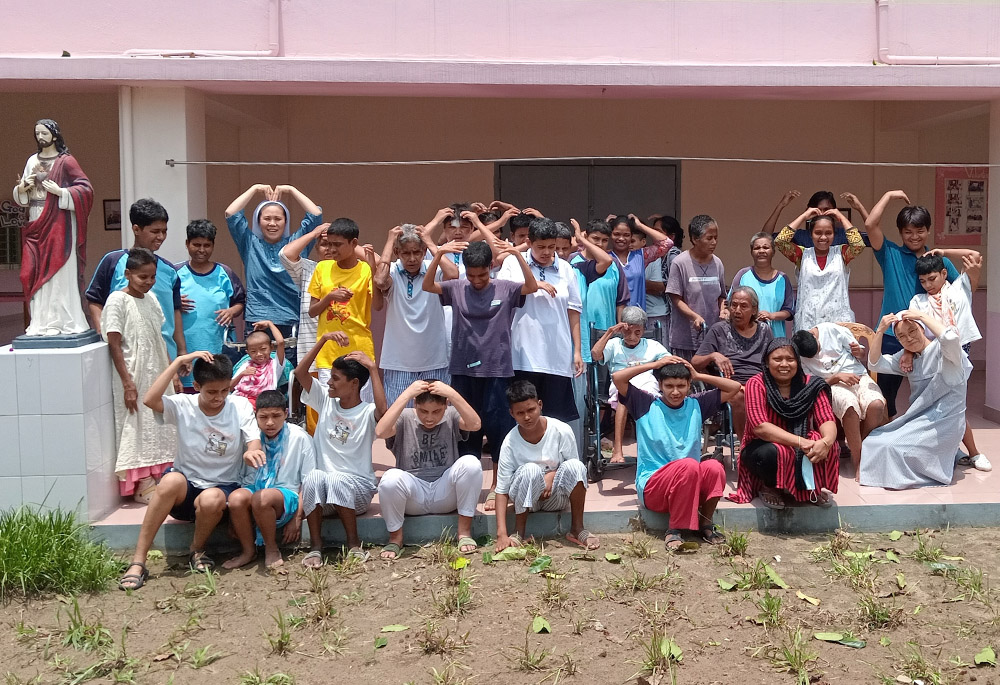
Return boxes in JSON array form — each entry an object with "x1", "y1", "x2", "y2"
[{"x1": 794, "y1": 248, "x2": 854, "y2": 331}]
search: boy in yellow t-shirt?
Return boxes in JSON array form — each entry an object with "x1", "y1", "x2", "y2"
[{"x1": 308, "y1": 218, "x2": 381, "y2": 400}]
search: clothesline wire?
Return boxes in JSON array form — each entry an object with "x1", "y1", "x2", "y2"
[{"x1": 165, "y1": 156, "x2": 998, "y2": 169}]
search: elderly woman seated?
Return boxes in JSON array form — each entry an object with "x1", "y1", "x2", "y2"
[
  {"x1": 692, "y1": 286, "x2": 773, "y2": 438},
  {"x1": 859, "y1": 312, "x2": 971, "y2": 489},
  {"x1": 729, "y1": 338, "x2": 840, "y2": 509}
]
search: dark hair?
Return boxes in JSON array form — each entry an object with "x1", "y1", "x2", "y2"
[
  {"x1": 478, "y1": 211, "x2": 500, "y2": 225},
  {"x1": 130, "y1": 198, "x2": 169, "y2": 228},
  {"x1": 608, "y1": 215, "x2": 632, "y2": 232},
  {"x1": 449, "y1": 202, "x2": 472, "y2": 219},
  {"x1": 186, "y1": 219, "x2": 217, "y2": 242},
  {"x1": 528, "y1": 217, "x2": 559, "y2": 242},
  {"x1": 327, "y1": 217, "x2": 360, "y2": 241},
  {"x1": 553, "y1": 221, "x2": 574, "y2": 241},
  {"x1": 34, "y1": 118, "x2": 69, "y2": 155},
  {"x1": 193, "y1": 354, "x2": 233, "y2": 386},
  {"x1": 585, "y1": 219, "x2": 612, "y2": 237},
  {"x1": 653, "y1": 363, "x2": 691, "y2": 382},
  {"x1": 659, "y1": 215, "x2": 684, "y2": 248},
  {"x1": 896, "y1": 206, "x2": 932, "y2": 231},
  {"x1": 809, "y1": 214, "x2": 836, "y2": 234},
  {"x1": 510, "y1": 214, "x2": 532, "y2": 231},
  {"x1": 791, "y1": 329, "x2": 819, "y2": 359},
  {"x1": 255, "y1": 390, "x2": 287, "y2": 412},
  {"x1": 125, "y1": 247, "x2": 157, "y2": 271},
  {"x1": 332, "y1": 354, "x2": 370, "y2": 389},
  {"x1": 505, "y1": 379, "x2": 539, "y2": 406},
  {"x1": 462, "y1": 240, "x2": 493, "y2": 269},
  {"x1": 414, "y1": 382, "x2": 448, "y2": 406},
  {"x1": 688, "y1": 214, "x2": 717, "y2": 240},
  {"x1": 915, "y1": 254, "x2": 947, "y2": 276},
  {"x1": 806, "y1": 191, "x2": 836, "y2": 209},
  {"x1": 245, "y1": 330, "x2": 272, "y2": 347}
]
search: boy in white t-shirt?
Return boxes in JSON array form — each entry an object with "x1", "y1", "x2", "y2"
[
  {"x1": 118, "y1": 351, "x2": 263, "y2": 591},
  {"x1": 909, "y1": 252, "x2": 990, "y2": 472},
  {"x1": 591, "y1": 307, "x2": 669, "y2": 463},
  {"x1": 374, "y1": 223, "x2": 457, "y2": 407},
  {"x1": 493, "y1": 381, "x2": 600, "y2": 553},
  {"x1": 294, "y1": 332, "x2": 388, "y2": 567},
  {"x1": 224, "y1": 390, "x2": 317, "y2": 570}
]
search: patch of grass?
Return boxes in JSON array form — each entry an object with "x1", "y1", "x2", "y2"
[
  {"x1": 772, "y1": 628, "x2": 818, "y2": 685},
  {"x1": 65, "y1": 628, "x2": 141, "y2": 685},
  {"x1": 754, "y1": 591, "x2": 784, "y2": 628},
  {"x1": 189, "y1": 644, "x2": 224, "y2": 668},
  {"x1": 858, "y1": 595, "x2": 904, "y2": 630},
  {"x1": 298, "y1": 568, "x2": 338, "y2": 624},
  {"x1": 910, "y1": 530, "x2": 944, "y2": 563},
  {"x1": 621, "y1": 533, "x2": 657, "y2": 559},
  {"x1": 265, "y1": 609, "x2": 295, "y2": 655},
  {"x1": 238, "y1": 669, "x2": 295, "y2": 685},
  {"x1": 321, "y1": 625, "x2": 351, "y2": 656},
  {"x1": 431, "y1": 568, "x2": 474, "y2": 616},
  {"x1": 330, "y1": 550, "x2": 367, "y2": 577},
  {"x1": 729, "y1": 558, "x2": 776, "y2": 591},
  {"x1": 896, "y1": 642, "x2": 945, "y2": 685},
  {"x1": 61, "y1": 597, "x2": 113, "y2": 653},
  {"x1": 634, "y1": 628, "x2": 682, "y2": 679},
  {"x1": 605, "y1": 561, "x2": 677, "y2": 596},
  {"x1": 183, "y1": 569, "x2": 218, "y2": 598},
  {"x1": 423, "y1": 529, "x2": 460, "y2": 565},
  {"x1": 416, "y1": 621, "x2": 470, "y2": 656},
  {"x1": 539, "y1": 574, "x2": 568, "y2": 608},
  {"x1": 717, "y1": 528, "x2": 750, "y2": 557},
  {"x1": 504, "y1": 632, "x2": 552, "y2": 672},
  {"x1": 0, "y1": 507, "x2": 122, "y2": 598},
  {"x1": 829, "y1": 554, "x2": 878, "y2": 593},
  {"x1": 808, "y1": 528, "x2": 853, "y2": 562},
  {"x1": 428, "y1": 661, "x2": 471, "y2": 685}
]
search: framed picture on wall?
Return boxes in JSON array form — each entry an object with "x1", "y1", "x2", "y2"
[
  {"x1": 104, "y1": 199, "x2": 122, "y2": 231},
  {"x1": 935, "y1": 167, "x2": 986, "y2": 246}
]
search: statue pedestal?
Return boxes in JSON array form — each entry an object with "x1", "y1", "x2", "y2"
[
  {"x1": 12, "y1": 329, "x2": 102, "y2": 350},
  {"x1": 0, "y1": 341, "x2": 118, "y2": 521}
]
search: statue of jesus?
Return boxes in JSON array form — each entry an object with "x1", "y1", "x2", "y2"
[{"x1": 13, "y1": 119, "x2": 93, "y2": 336}]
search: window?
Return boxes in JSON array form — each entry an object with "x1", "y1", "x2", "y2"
[
  {"x1": 495, "y1": 159, "x2": 680, "y2": 224},
  {"x1": 0, "y1": 200, "x2": 24, "y2": 267}
]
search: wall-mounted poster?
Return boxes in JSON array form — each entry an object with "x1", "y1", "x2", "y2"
[{"x1": 935, "y1": 166, "x2": 987, "y2": 246}]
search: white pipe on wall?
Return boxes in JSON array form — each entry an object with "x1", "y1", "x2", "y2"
[
  {"x1": 876, "y1": 0, "x2": 1000, "y2": 65},
  {"x1": 123, "y1": 0, "x2": 280, "y2": 58}
]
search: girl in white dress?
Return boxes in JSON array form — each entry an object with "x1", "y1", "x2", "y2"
[
  {"x1": 775, "y1": 208, "x2": 865, "y2": 331},
  {"x1": 102, "y1": 248, "x2": 177, "y2": 503}
]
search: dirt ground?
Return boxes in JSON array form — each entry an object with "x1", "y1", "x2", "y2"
[{"x1": 2, "y1": 526, "x2": 999, "y2": 685}]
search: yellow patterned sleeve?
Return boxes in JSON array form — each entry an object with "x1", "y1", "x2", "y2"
[
  {"x1": 774, "y1": 225, "x2": 802, "y2": 267},
  {"x1": 841, "y1": 224, "x2": 866, "y2": 263}
]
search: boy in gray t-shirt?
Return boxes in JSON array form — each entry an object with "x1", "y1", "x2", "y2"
[{"x1": 374, "y1": 380, "x2": 484, "y2": 560}]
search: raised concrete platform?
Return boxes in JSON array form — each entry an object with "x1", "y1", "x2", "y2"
[{"x1": 89, "y1": 372, "x2": 1000, "y2": 552}]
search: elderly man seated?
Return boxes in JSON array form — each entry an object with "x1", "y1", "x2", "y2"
[{"x1": 692, "y1": 287, "x2": 773, "y2": 438}]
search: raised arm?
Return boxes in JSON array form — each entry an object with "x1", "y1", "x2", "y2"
[
  {"x1": 961, "y1": 252, "x2": 983, "y2": 291},
  {"x1": 865, "y1": 190, "x2": 910, "y2": 252},
  {"x1": 502, "y1": 245, "x2": 540, "y2": 296},
  {"x1": 428, "y1": 381, "x2": 482, "y2": 432},
  {"x1": 612, "y1": 355, "x2": 689, "y2": 400},
  {"x1": 226, "y1": 184, "x2": 271, "y2": 217},
  {"x1": 422, "y1": 242, "x2": 467, "y2": 295},
  {"x1": 255, "y1": 319, "x2": 285, "y2": 365},
  {"x1": 144, "y1": 351, "x2": 212, "y2": 413},
  {"x1": 762, "y1": 190, "x2": 801, "y2": 234},
  {"x1": 294, "y1": 332, "x2": 348, "y2": 394},
  {"x1": 424, "y1": 207, "x2": 455, "y2": 246},
  {"x1": 839, "y1": 192, "x2": 870, "y2": 222},
  {"x1": 374, "y1": 226, "x2": 401, "y2": 292},
  {"x1": 591, "y1": 322, "x2": 626, "y2": 363},
  {"x1": 573, "y1": 219, "x2": 612, "y2": 274},
  {"x1": 273, "y1": 184, "x2": 321, "y2": 216},
  {"x1": 868, "y1": 314, "x2": 896, "y2": 367},
  {"x1": 375, "y1": 381, "x2": 427, "y2": 439},
  {"x1": 346, "y1": 351, "x2": 387, "y2": 419},
  {"x1": 284, "y1": 223, "x2": 329, "y2": 265},
  {"x1": 823, "y1": 208, "x2": 865, "y2": 264}
]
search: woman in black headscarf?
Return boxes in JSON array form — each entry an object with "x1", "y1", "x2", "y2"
[{"x1": 729, "y1": 338, "x2": 840, "y2": 509}]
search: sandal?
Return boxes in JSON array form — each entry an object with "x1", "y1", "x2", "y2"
[
  {"x1": 483, "y1": 491, "x2": 497, "y2": 512},
  {"x1": 457, "y1": 537, "x2": 478, "y2": 553},
  {"x1": 566, "y1": 530, "x2": 601, "y2": 550},
  {"x1": 188, "y1": 551, "x2": 215, "y2": 572},
  {"x1": 301, "y1": 550, "x2": 324, "y2": 568},
  {"x1": 119, "y1": 562, "x2": 148, "y2": 591},
  {"x1": 700, "y1": 526, "x2": 726, "y2": 546},
  {"x1": 506, "y1": 532, "x2": 524, "y2": 548},
  {"x1": 347, "y1": 546, "x2": 370, "y2": 563},
  {"x1": 810, "y1": 490, "x2": 834, "y2": 509},
  {"x1": 664, "y1": 530, "x2": 684, "y2": 552},
  {"x1": 759, "y1": 488, "x2": 786, "y2": 510},
  {"x1": 380, "y1": 542, "x2": 402, "y2": 560}
]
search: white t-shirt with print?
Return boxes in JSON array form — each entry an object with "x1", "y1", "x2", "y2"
[
  {"x1": 158, "y1": 394, "x2": 260, "y2": 489},
  {"x1": 301, "y1": 379, "x2": 377, "y2": 484},
  {"x1": 497, "y1": 252, "x2": 583, "y2": 377},
  {"x1": 495, "y1": 418, "x2": 577, "y2": 495}
]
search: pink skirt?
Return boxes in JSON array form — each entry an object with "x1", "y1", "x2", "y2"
[{"x1": 118, "y1": 462, "x2": 173, "y2": 496}]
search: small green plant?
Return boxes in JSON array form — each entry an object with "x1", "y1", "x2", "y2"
[
  {"x1": 65, "y1": 627, "x2": 141, "y2": 685},
  {"x1": 634, "y1": 628, "x2": 682, "y2": 679},
  {"x1": 238, "y1": 668, "x2": 295, "y2": 685},
  {"x1": 298, "y1": 568, "x2": 338, "y2": 624},
  {"x1": 539, "y1": 574, "x2": 569, "y2": 607},
  {"x1": 265, "y1": 610, "x2": 295, "y2": 655},
  {"x1": 183, "y1": 569, "x2": 218, "y2": 598},
  {"x1": 431, "y1": 568, "x2": 474, "y2": 616},
  {"x1": 417, "y1": 621, "x2": 471, "y2": 656},
  {"x1": 505, "y1": 632, "x2": 552, "y2": 672},
  {"x1": 423, "y1": 529, "x2": 460, "y2": 565},
  {"x1": 428, "y1": 661, "x2": 471, "y2": 685},
  {"x1": 728, "y1": 558, "x2": 777, "y2": 591},
  {"x1": 189, "y1": 644, "x2": 224, "y2": 668},
  {"x1": 910, "y1": 530, "x2": 944, "y2": 563},
  {"x1": 808, "y1": 528, "x2": 853, "y2": 562},
  {"x1": 330, "y1": 549, "x2": 366, "y2": 576},
  {"x1": 0, "y1": 507, "x2": 122, "y2": 598},
  {"x1": 858, "y1": 595, "x2": 904, "y2": 630},
  {"x1": 772, "y1": 628, "x2": 818, "y2": 685},
  {"x1": 61, "y1": 598, "x2": 113, "y2": 653},
  {"x1": 321, "y1": 625, "x2": 351, "y2": 656},
  {"x1": 897, "y1": 642, "x2": 945, "y2": 685},
  {"x1": 622, "y1": 533, "x2": 657, "y2": 559},
  {"x1": 605, "y1": 561, "x2": 677, "y2": 596},
  {"x1": 829, "y1": 554, "x2": 878, "y2": 593},
  {"x1": 754, "y1": 591, "x2": 784, "y2": 628},
  {"x1": 718, "y1": 528, "x2": 750, "y2": 557}
]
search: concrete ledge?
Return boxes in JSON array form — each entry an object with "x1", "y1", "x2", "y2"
[{"x1": 89, "y1": 501, "x2": 1000, "y2": 553}]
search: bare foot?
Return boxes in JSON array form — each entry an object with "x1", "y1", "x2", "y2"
[
  {"x1": 264, "y1": 548, "x2": 284, "y2": 568},
  {"x1": 222, "y1": 550, "x2": 257, "y2": 569},
  {"x1": 610, "y1": 450, "x2": 624, "y2": 464}
]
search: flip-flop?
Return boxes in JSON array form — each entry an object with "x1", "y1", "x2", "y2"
[
  {"x1": 347, "y1": 547, "x2": 370, "y2": 563},
  {"x1": 506, "y1": 532, "x2": 524, "y2": 548},
  {"x1": 811, "y1": 490, "x2": 834, "y2": 509},
  {"x1": 380, "y1": 542, "x2": 402, "y2": 560},
  {"x1": 457, "y1": 537, "x2": 478, "y2": 553},
  {"x1": 301, "y1": 550, "x2": 324, "y2": 568},
  {"x1": 119, "y1": 562, "x2": 148, "y2": 591},
  {"x1": 700, "y1": 527, "x2": 726, "y2": 546},
  {"x1": 483, "y1": 491, "x2": 497, "y2": 511},
  {"x1": 188, "y1": 551, "x2": 215, "y2": 572},
  {"x1": 664, "y1": 530, "x2": 684, "y2": 552},
  {"x1": 566, "y1": 530, "x2": 601, "y2": 550},
  {"x1": 759, "y1": 489, "x2": 786, "y2": 510}
]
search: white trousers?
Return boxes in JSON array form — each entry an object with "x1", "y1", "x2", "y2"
[{"x1": 377, "y1": 454, "x2": 482, "y2": 533}]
